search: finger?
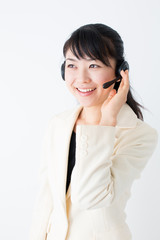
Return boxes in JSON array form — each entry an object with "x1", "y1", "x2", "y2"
[
  {"x1": 118, "y1": 76, "x2": 124, "y2": 91},
  {"x1": 121, "y1": 69, "x2": 129, "y2": 87},
  {"x1": 105, "y1": 89, "x2": 116, "y2": 104},
  {"x1": 118, "y1": 78, "x2": 124, "y2": 90},
  {"x1": 119, "y1": 70, "x2": 129, "y2": 91}
]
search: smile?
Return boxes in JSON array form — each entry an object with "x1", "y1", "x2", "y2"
[
  {"x1": 76, "y1": 88, "x2": 96, "y2": 92},
  {"x1": 76, "y1": 88, "x2": 96, "y2": 96}
]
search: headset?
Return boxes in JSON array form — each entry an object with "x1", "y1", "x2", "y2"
[{"x1": 61, "y1": 60, "x2": 129, "y2": 89}]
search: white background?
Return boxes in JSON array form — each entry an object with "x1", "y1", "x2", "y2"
[{"x1": 0, "y1": 0, "x2": 160, "y2": 239}]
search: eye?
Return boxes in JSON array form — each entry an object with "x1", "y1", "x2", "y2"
[
  {"x1": 67, "y1": 64, "x2": 75, "y2": 68},
  {"x1": 89, "y1": 64, "x2": 99, "y2": 68}
]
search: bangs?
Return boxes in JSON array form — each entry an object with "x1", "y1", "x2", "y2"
[{"x1": 63, "y1": 27, "x2": 116, "y2": 67}]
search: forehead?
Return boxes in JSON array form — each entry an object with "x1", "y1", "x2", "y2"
[{"x1": 65, "y1": 49, "x2": 93, "y2": 60}]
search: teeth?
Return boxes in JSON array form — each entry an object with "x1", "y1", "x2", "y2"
[{"x1": 77, "y1": 88, "x2": 96, "y2": 92}]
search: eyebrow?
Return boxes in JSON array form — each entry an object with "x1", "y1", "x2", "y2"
[{"x1": 66, "y1": 57, "x2": 96, "y2": 62}]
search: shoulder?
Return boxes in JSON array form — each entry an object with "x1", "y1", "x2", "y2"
[
  {"x1": 116, "y1": 104, "x2": 158, "y2": 149},
  {"x1": 117, "y1": 104, "x2": 157, "y2": 132},
  {"x1": 121, "y1": 119, "x2": 158, "y2": 142},
  {"x1": 47, "y1": 104, "x2": 81, "y2": 127},
  {"x1": 53, "y1": 106, "x2": 78, "y2": 120}
]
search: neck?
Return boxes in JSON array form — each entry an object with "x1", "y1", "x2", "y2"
[{"x1": 78, "y1": 104, "x2": 102, "y2": 124}]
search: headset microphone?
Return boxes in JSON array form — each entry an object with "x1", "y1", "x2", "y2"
[
  {"x1": 103, "y1": 76, "x2": 122, "y2": 89},
  {"x1": 102, "y1": 61, "x2": 129, "y2": 89}
]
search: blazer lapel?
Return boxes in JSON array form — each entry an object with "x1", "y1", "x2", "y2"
[{"x1": 49, "y1": 105, "x2": 83, "y2": 210}]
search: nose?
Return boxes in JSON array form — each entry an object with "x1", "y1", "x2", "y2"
[{"x1": 76, "y1": 69, "x2": 91, "y2": 84}]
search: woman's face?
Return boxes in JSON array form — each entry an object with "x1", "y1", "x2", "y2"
[{"x1": 65, "y1": 49, "x2": 117, "y2": 108}]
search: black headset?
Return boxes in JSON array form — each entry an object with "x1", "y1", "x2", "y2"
[
  {"x1": 61, "y1": 61, "x2": 66, "y2": 81},
  {"x1": 61, "y1": 60, "x2": 129, "y2": 89}
]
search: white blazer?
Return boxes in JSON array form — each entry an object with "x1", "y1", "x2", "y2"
[{"x1": 29, "y1": 103, "x2": 158, "y2": 240}]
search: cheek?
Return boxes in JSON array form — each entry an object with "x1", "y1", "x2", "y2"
[
  {"x1": 65, "y1": 75, "x2": 74, "y2": 86},
  {"x1": 66, "y1": 82, "x2": 73, "y2": 93},
  {"x1": 101, "y1": 86, "x2": 113, "y2": 97},
  {"x1": 94, "y1": 71, "x2": 115, "y2": 85},
  {"x1": 65, "y1": 69, "x2": 73, "y2": 82},
  {"x1": 65, "y1": 79, "x2": 76, "y2": 94}
]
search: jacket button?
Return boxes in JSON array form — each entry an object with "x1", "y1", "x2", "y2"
[
  {"x1": 81, "y1": 150, "x2": 88, "y2": 157},
  {"x1": 80, "y1": 142, "x2": 88, "y2": 148},
  {"x1": 81, "y1": 135, "x2": 88, "y2": 141}
]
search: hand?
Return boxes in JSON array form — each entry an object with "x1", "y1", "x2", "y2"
[{"x1": 99, "y1": 69, "x2": 129, "y2": 126}]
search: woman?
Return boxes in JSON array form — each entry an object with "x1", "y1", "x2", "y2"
[{"x1": 29, "y1": 23, "x2": 158, "y2": 240}]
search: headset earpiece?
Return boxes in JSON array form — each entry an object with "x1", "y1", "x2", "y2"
[
  {"x1": 117, "y1": 61, "x2": 129, "y2": 75},
  {"x1": 61, "y1": 61, "x2": 65, "y2": 80},
  {"x1": 103, "y1": 60, "x2": 129, "y2": 89}
]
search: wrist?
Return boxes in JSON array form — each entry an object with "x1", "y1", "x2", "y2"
[{"x1": 99, "y1": 119, "x2": 117, "y2": 127}]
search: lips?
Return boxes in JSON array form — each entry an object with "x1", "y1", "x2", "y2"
[
  {"x1": 76, "y1": 88, "x2": 96, "y2": 92},
  {"x1": 75, "y1": 87, "x2": 96, "y2": 97}
]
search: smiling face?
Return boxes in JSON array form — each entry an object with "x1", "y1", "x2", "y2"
[{"x1": 64, "y1": 49, "x2": 117, "y2": 108}]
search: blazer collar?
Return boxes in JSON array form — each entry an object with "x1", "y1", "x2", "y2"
[{"x1": 58, "y1": 103, "x2": 138, "y2": 128}]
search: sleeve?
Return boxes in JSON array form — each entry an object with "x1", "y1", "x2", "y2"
[
  {"x1": 29, "y1": 119, "x2": 54, "y2": 240},
  {"x1": 70, "y1": 121, "x2": 158, "y2": 210}
]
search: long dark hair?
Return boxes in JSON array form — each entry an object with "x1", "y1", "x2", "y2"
[{"x1": 63, "y1": 23, "x2": 144, "y2": 120}]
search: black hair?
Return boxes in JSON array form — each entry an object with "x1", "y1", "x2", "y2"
[{"x1": 63, "y1": 23, "x2": 144, "y2": 120}]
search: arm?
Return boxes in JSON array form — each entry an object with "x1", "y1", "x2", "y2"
[{"x1": 70, "y1": 121, "x2": 158, "y2": 210}]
